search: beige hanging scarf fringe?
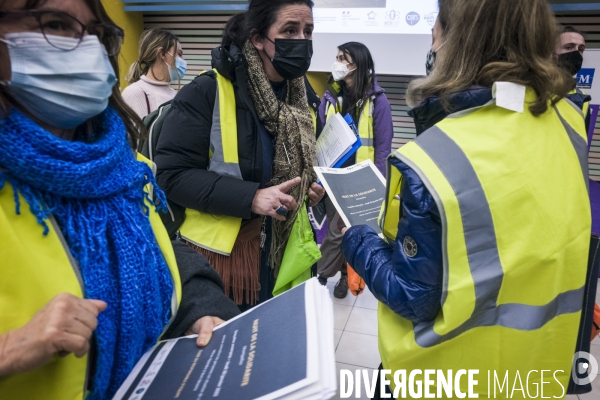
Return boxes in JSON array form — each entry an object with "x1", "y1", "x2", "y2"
[{"x1": 242, "y1": 39, "x2": 317, "y2": 276}]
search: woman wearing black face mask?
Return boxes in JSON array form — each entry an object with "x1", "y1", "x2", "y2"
[{"x1": 155, "y1": 0, "x2": 325, "y2": 311}]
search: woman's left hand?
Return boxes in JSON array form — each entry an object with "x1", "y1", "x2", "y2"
[
  {"x1": 307, "y1": 183, "x2": 325, "y2": 207},
  {"x1": 186, "y1": 316, "x2": 225, "y2": 347}
]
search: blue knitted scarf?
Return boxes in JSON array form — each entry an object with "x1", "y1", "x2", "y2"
[{"x1": 0, "y1": 108, "x2": 174, "y2": 399}]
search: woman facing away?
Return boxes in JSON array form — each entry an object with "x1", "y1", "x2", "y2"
[
  {"x1": 0, "y1": 0, "x2": 238, "y2": 398},
  {"x1": 342, "y1": 0, "x2": 592, "y2": 397},
  {"x1": 316, "y1": 41, "x2": 393, "y2": 298},
  {"x1": 122, "y1": 28, "x2": 187, "y2": 119},
  {"x1": 154, "y1": 0, "x2": 325, "y2": 311}
]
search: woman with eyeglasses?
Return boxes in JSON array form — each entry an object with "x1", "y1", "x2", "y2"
[
  {"x1": 0, "y1": 1, "x2": 239, "y2": 399},
  {"x1": 122, "y1": 28, "x2": 187, "y2": 119},
  {"x1": 316, "y1": 42, "x2": 393, "y2": 298}
]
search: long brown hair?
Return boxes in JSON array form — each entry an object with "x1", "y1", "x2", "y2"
[
  {"x1": 338, "y1": 42, "x2": 375, "y2": 120},
  {"x1": 0, "y1": 0, "x2": 147, "y2": 147},
  {"x1": 407, "y1": 0, "x2": 574, "y2": 116},
  {"x1": 126, "y1": 28, "x2": 179, "y2": 85}
]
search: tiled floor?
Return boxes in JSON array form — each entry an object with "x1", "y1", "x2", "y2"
[
  {"x1": 326, "y1": 272, "x2": 378, "y2": 400},
  {"x1": 328, "y1": 273, "x2": 600, "y2": 399}
]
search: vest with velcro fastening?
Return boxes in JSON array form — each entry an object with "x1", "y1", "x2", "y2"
[{"x1": 378, "y1": 89, "x2": 590, "y2": 398}]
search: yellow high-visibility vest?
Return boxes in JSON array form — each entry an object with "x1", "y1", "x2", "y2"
[
  {"x1": 0, "y1": 154, "x2": 181, "y2": 400},
  {"x1": 325, "y1": 84, "x2": 375, "y2": 164},
  {"x1": 378, "y1": 89, "x2": 590, "y2": 398},
  {"x1": 178, "y1": 70, "x2": 243, "y2": 256},
  {"x1": 180, "y1": 70, "x2": 319, "y2": 256}
]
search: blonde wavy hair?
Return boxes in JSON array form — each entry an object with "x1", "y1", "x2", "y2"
[
  {"x1": 126, "y1": 28, "x2": 179, "y2": 84},
  {"x1": 407, "y1": 0, "x2": 574, "y2": 116}
]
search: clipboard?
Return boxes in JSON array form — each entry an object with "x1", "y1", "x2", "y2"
[{"x1": 332, "y1": 113, "x2": 362, "y2": 168}]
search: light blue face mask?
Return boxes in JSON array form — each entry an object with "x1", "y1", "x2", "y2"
[
  {"x1": 167, "y1": 52, "x2": 187, "y2": 81},
  {"x1": 1, "y1": 32, "x2": 117, "y2": 129}
]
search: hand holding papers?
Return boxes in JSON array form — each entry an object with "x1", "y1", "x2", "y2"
[
  {"x1": 316, "y1": 113, "x2": 361, "y2": 168},
  {"x1": 113, "y1": 279, "x2": 336, "y2": 400},
  {"x1": 314, "y1": 160, "x2": 386, "y2": 234}
]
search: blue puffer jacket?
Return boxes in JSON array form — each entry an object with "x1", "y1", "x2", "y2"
[{"x1": 341, "y1": 86, "x2": 493, "y2": 323}]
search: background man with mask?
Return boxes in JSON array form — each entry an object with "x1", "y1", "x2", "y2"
[
  {"x1": 556, "y1": 27, "x2": 600, "y2": 340},
  {"x1": 555, "y1": 25, "x2": 592, "y2": 131}
]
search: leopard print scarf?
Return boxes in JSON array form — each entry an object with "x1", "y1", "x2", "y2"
[{"x1": 243, "y1": 39, "x2": 317, "y2": 275}]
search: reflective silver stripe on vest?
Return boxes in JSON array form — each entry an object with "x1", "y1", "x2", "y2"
[
  {"x1": 361, "y1": 138, "x2": 374, "y2": 147},
  {"x1": 564, "y1": 97, "x2": 585, "y2": 118},
  {"x1": 553, "y1": 106, "x2": 589, "y2": 193},
  {"x1": 207, "y1": 83, "x2": 243, "y2": 179},
  {"x1": 395, "y1": 127, "x2": 584, "y2": 348}
]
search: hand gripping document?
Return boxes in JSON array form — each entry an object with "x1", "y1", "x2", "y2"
[
  {"x1": 113, "y1": 279, "x2": 336, "y2": 400},
  {"x1": 314, "y1": 160, "x2": 386, "y2": 236}
]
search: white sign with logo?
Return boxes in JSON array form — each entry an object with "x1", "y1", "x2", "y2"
[
  {"x1": 580, "y1": 48, "x2": 600, "y2": 104},
  {"x1": 313, "y1": 0, "x2": 438, "y2": 34}
]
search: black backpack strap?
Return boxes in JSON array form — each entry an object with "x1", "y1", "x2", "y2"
[{"x1": 143, "y1": 91, "x2": 151, "y2": 115}]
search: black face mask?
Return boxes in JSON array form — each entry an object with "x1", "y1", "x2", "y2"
[
  {"x1": 558, "y1": 50, "x2": 583, "y2": 76},
  {"x1": 267, "y1": 38, "x2": 313, "y2": 80}
]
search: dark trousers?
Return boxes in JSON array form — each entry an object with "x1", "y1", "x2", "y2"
[{"x1": 316, "y1": 197, "x2": 347, "y2": 279}]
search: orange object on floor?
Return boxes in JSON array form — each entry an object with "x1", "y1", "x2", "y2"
[
  {"x1": 592, "y1": 303, "x2": 600, "y2": 342},
  {"x1": 347, "y1": 264, "x2": 366, "y2": 296}
]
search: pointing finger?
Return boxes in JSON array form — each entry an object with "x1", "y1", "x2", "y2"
[{"x1": 277, "y1": 177, "x2": 301, "y2": 193}]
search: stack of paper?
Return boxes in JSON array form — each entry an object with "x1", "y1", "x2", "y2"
[
  {"x1": 113, "y1": 279, "x2": 336, "y2": 400},
  {"x1": 314, "y1": 160, "x2": 386, "y2": 235},
  {"x1": 316, "y1": 113, "x2": 359, "y2": 168}
]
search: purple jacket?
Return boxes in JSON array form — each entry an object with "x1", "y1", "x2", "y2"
[{"x1": 318, "y1": 78, "x2": 394, "y2": 176}]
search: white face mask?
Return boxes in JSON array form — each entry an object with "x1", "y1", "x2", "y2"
[{"x1": 331, "y1": 61, "x2": 355, "y2": 81}]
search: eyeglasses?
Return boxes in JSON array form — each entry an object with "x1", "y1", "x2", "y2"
[{"x1": 0, "y1": 9, "x2": 124, "y2": 56}]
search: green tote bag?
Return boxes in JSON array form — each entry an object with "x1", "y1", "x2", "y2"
[{"x1": 273, "y1": 202, "x2": 322, "y2": 296}]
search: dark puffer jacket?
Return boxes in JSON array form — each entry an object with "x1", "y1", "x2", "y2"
[
  {"x1": 341, "y1": 87, "x2": 493, "y2": 323},
  {"x1": 154, "y1": 44, "x2": 321, "y2": 220}
]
